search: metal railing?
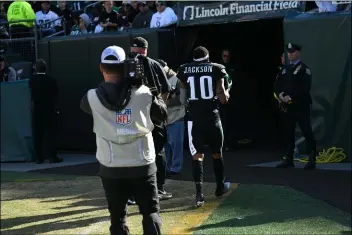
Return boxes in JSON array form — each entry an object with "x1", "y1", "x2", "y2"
[
  {"x1": 39, "y1": 16, "x2": 67, "y2": 39},
  {"x1": 1, "y1": 19, "x2": 38, "y2": 63},
  {"x1": 84, "y1": 1, "x2": 101, "y2": 13}
]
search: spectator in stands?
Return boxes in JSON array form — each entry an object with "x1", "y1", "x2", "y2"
[
  {"x1": 90, "y1": 4, "x2": 102, "y2": 32},
  {"x1": 56, "y1": 0, "x2": 73, "y2": 35},
  {"x1": 118, "y1": 2, "x2": 137, "y2": 28},
  {"x1": 132, "y1": 1, "x2": 153, "y2": 29},
  {"x1": 67, "y1": 1, "x2": 92, "y2": 14},
  {"x1": 0, "y1": 24, "x2": 10, "y2": 39},
  {"x1": 131, "y1": 0, "x2": 139, "y2": 13},
  {"x1": 150, "y1": 1, "x2": 177, "y2": 28},
  {"x1": 31, "y1": 1, "x2": 43, "y2": 13},
  {"x1": 7, "y1": 0, "x2": 36, "y2": 38},
  {"x1": 0, "y1": 55, "x2": 17, "y2": 83},
  {"x1": 98, "y1": 1, "x2": 119, "y2": 32},
  {"x1": 0, "y1": 2, "x2": 9, "y2": 21},
  {"x1": 315, "y1": 1, "x2": 337, "y2": 12},
  {"x1": 70, "y1": 13, "x2": 90, "y2": 35},
  {"x1": 35, "y1": 1, "x2": 60, "y2": 38},
  {"x1": 148, "y1": 1, "x2": 157, "y2": 13}
]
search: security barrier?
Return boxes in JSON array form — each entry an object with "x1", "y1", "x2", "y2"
[
  {"x1": 37, "y1": 29, "x2": 176, "y2": 151},
  {"x1": 1, "y1": 80, "x2": 34, "y2": 162}
]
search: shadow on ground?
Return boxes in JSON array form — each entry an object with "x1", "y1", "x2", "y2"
[
  {"x1": 33, "y1": 149, "x2": 352, "y2": 213},
  {"x1": 189, "y1": 184, "x2": 351, "y2": 234},
  {"x1": 0, "y1": 178, "x2": 214, "y2": 234}
]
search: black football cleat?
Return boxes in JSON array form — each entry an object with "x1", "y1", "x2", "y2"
[
  {"x1": 195, "y1": 193, "x2": 205, "y2": 208},
  {"x1": 215, "y1": 181, "x2": 231, "y2": 197},
  {"x1": 158, "y1": 189, "x2": 172, "y2": 201},
  {"x1": 276, "y1": 159, "x2": 295, "y2": 168},
  {"x1": 304, "y1": 161, "x2": 316, "y2": 170}
]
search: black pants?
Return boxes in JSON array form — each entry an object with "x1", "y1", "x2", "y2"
[
  {"x1": 32, "y1": 112, "x2": 58, "y2": 161},
  {"x1": 219, "y1": 103, "x2": 231, "y2": 148},
  {"x1": 283, "y1": 105, "x2": 316, "y2": 158},
  {"x1": 101, "y1": 173, "x2": 162, "y2": 235},
  {"x1": 153, "y1": 126, "x2": 167, "y2": 191}
]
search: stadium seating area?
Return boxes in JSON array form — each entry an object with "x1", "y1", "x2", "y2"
[{"x1": 0, "y1": 1, "x2": 350, "y2": 83}]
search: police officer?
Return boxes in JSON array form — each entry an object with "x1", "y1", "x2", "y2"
[
  {"x1": 130, "y1": 37, "x2": 172, "y2": 200},
  {"x1": 219, "y1": 49, "x2": 233, "y2": 151},
  {"x1": 80, "y1": 46, "x2": 165, "y2": 235},
  {"x1": 274, "y1": 43, "x2": 316, "y2": 170}
]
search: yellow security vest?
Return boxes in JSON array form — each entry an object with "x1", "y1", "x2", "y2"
[{"x1": 7, "y1": 0, "x2": 36, "y2": 28}]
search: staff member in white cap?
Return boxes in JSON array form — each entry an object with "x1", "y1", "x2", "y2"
[{"x1": 80, "y1": 45, "x2": 165, "y2": 235}]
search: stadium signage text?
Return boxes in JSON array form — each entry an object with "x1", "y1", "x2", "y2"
[{"x1": 181, "y1": 1, "x2": 302, "y2": 24}]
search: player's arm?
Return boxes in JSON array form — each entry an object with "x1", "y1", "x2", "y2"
[
  {"x1": 216, "y1": 65, "x2": 230, "y2": 104},
  {"x1": 216, "y1": 78, "x2": 229, "y2": 104}
]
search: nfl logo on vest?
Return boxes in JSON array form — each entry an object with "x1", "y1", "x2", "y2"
[{"x1": 116, "y1": 108, "x2": 132, "y2": 125}]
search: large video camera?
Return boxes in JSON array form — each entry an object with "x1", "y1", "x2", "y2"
[{"x1": 123, "y1": 53, "x2": 145, "y2": 87}]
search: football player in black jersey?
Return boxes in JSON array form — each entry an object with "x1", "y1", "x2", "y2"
[{"x1": 177, "y1": 46, "x2": 231, "y2": 207}]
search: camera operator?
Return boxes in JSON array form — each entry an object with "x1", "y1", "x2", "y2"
[
  {"x1": 130, "y1": 37, "x2": 172, "y2": 201},
  {"x1": 80, "y1": 46, "x2": 165, "y2": 235}
]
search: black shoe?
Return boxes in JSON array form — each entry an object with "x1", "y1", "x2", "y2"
[
  {"x1": 127, "y1": 197, "x2": 136, "y2": 206},
  {"x1": 158, "y1": 189, "x2": 172, "y2": 201},
  {"x1": 195, "y1": 193, "x2": 205, "y2": 207},
  {"x1": 167, "y1": 171, "x2": 180, "y2": 177},
  {"x1": 49, "y1": 157, "x2": 63, "y2": 164},
  {"x1": 276, "y1": 159, "x2": 295, "y2": 168},
  {"x1": 215, "y1": 181, "x2": 231, "y2": 197},
  {"x1": 304, "y1": 161, "x2": 316, "y2": 170},
  {"x1": 36, "y1": 159, "x2": 44, "y2": 164}
]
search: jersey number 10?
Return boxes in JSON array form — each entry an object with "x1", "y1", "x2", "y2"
[{"x1": 187, "y1": 76, "x2": 214, "y2": 100}]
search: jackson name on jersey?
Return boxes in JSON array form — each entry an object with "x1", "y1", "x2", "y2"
[{"x1": 183, "y1": 65, "x2": 213, "y2": 74}]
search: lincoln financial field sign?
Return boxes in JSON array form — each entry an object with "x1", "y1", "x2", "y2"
[{"x1": 180, "y1": 1, "x2": 303, "y2": 25}]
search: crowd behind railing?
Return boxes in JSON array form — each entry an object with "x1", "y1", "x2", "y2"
[
  {"x1": 0, "y1": 0, "x2": 351, "y2": 83},
  {"x1": 1, "y1": 1, "x2": 178, "y2": 40}
]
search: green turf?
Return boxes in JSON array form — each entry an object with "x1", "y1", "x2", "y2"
[
  {"x1": 193, "y1": 184, "x2": 351, "y2": 234},
  {"x1": 1, "y1": 171, "x2": 79, "y2": 182}
]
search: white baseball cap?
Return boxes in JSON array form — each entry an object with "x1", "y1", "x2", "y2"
[{"x1": 101, "y1": 46, "x2": 126, "y2": 64}]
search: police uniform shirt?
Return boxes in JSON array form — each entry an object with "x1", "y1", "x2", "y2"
[
  {"x1": 279, "y1": 61, "x2": 312, "y2": 105},
  {"x1": 177, "y1": 62, "x2": 228, "y2": 122}
]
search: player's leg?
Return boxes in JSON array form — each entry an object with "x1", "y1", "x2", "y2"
[
  {"x1": 187, "y1": 121, "x2": 205, "y2": 207},
  {"x1": 209, "y1": 120, "x2": 231, "y2": 197}
]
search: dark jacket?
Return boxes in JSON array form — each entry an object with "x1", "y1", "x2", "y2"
[
  {"x1": 29, "y1": 73, "x2": 58, "y2": 114},
  {"x1": 142, "y1": 56, "x2": 170, "y2": 149},
  {"x1": 132, "y1": 10, "x2": 153, "y2": 29},
  {"x1": 274, "y1": 61, "x2": 312, "y2": 106}
]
